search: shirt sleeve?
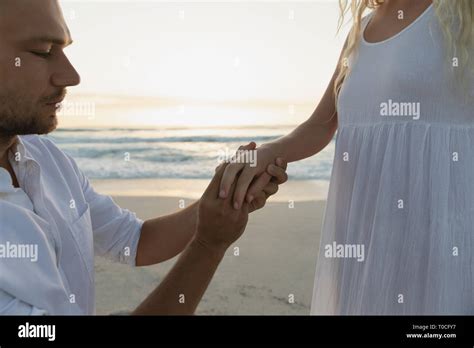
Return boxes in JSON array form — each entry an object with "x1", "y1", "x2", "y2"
[{"x1": 63, "y1": 152, "x2": 144, "y2": 267}]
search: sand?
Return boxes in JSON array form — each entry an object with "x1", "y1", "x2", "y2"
[{"x1": 92, "y1": 180, "x2": 326, "y2": 315}]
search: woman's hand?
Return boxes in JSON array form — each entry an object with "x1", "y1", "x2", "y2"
[
  {"x1": 247, "y1": 157, "x2": 288, "y2": 213},
  {"x1": 217, "y1": 142, "x2": 285, "y2": 210}
]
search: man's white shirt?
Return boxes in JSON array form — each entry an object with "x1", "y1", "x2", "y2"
[{"x1": 0, "y1": 135, "x2": 144, "y2": 315}]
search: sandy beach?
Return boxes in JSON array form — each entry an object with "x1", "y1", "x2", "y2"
[{"x1": 92, "y1": 179, "x2": 326, "y2": 315}]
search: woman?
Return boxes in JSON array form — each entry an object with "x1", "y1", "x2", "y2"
[{"x1": 219, "y1": 0, "x2": 474, "y2": 314}]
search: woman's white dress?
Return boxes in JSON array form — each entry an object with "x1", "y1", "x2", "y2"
[{"x1": 311, "y1": 4, "x2": 474, "y2": 315}]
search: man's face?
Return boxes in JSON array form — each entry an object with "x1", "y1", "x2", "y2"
[{"x1": 0, "y1": 0, "x2": 80, "y2": 136}]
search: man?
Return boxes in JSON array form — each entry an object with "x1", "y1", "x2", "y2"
[{"x1": 0, "y1": 0, "x2": 288, "y2": 315}]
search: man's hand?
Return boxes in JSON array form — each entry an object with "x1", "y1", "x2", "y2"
[
  {"x1": 216, "y1": 142, "x2": 288, "y2": 211},
  {"x1": 248, "y1": 157, "x2": 288, "y2": 212},
  {"x1": 132, "y1": 162, "x2": 253, "y2": 315},
  {"x1": 195, "y1": 163, "x2": 249, "y2": 252}
]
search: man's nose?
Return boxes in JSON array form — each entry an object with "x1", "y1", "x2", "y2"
[{"x1": 50, "y1": 53, "x2": 81, "y2": 87}]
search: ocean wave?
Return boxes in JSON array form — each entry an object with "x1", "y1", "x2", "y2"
[
  {"x1": 49, "y1": 135, "x2": 282, "y2": 144},
  {"x1": 47, "y1": 129, "x2": 335, "y2": 181},
  {"x1": 61, "y1": 146, "x2": 209, "y2": 162},
  {"x1": 74, "y1": 159, "x2": 331, "y2": 180},
  {"x1": 54, "y1": 126, "x2": 293, "y2": 132}
]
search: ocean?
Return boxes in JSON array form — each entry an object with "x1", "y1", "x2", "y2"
[{"x1": 47, "y1": 126, "x2": 335, "y2": 181}]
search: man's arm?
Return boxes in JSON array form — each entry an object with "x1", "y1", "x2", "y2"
[
  {"x1": 135, "y1": 145, "x2": 289, "y2": 267},
  {"x1": 135, "y1": 201, "x2": 198, "y2": 267},
  {"x1": 132, "y1": 237, "x2": 225, "y2": 315},
  {"x1": 132, "y1": 164, "x2": 248, "y2": 315}
]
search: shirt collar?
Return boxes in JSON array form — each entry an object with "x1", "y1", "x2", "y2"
[
  {"x1": 0, "y1": 136, "x2": 33, "y2": 193},
  {"x1": 9, "y1": 135, "x2": 30, "y2": 163}
]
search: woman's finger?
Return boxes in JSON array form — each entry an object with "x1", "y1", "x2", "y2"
[
  {"x1": 219, "y1": 162, "x2": 245, "y2": 199},
  {"x1": 232, "y1": 167, "x2": 257, "y2": 209}
]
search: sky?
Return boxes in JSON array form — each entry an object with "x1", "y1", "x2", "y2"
[{"x1": 58, "y1": 0, "x2": 352, "y2": 128}]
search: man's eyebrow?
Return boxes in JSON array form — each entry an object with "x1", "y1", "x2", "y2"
[{"x1": 28, "y1": 36, "x2": 74, "y2": 46}]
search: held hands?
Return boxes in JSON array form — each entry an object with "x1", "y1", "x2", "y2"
[
  {"x1": 195, "y1": 143, "x2": 288, "y2": 252},
  {"x1": 218, "y1": 142, "x2": 287, "y2": 210}
]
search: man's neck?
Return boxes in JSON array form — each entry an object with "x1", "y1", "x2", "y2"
[{"x1": 0, "y1": 135, "x2": 17, "y2": 168}]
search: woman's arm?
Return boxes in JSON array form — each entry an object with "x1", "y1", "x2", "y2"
[
  {"x1": 261, "y1": 67, "x2": 339, "y2": 163},
  {"x1": 219, "y1": 59, "x2": 344, "y2": 209}
]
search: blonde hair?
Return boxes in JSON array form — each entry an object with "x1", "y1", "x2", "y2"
[{"x1": 334, "y1": 0, "x2": 474, "y2": 105}]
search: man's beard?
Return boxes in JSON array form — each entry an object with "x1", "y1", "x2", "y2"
[{"x1": 0, "y1": 94, "x2": 59, "y2": 137}]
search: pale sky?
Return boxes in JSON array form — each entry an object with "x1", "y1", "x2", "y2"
[{"x1": 58, "y1": 0, "x2": 352, "y2": 127}]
